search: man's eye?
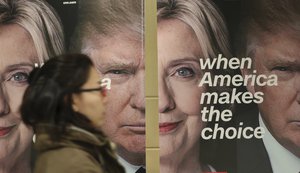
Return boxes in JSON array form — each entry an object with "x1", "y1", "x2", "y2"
[
  {"x1": 107, "y1": 70, "x2": 126, "y2": 74},
  {"x1": 9, "y1": 72, "x2": 29, "y2": 82},
  {"x1": 104, "y1": 69, "x2": 131, "y2": 82},
  {"x1": 272, "y1": 66, "x2": 290, "y2": 72},
  {"x1": 175, "y1": 67, "x2": 195, "y2": 77}
]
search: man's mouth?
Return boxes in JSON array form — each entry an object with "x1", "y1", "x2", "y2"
[
  {"x1": 290, "y1": 120, "x2": 300, "y2": 127},
  {"x1": 125, "y1": 124, "x2": 146, "y2": 134}
]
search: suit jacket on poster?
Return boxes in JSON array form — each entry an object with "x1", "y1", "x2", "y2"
[
  {"x1": 212, "y1": 103, "x2": 273, "y2": 173},
  {"x1": 33, "y1": 124, "x2": 125, "y2": 173}
]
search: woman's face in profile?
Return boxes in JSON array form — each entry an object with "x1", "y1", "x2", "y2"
[
  {"x1": 158, "y1": 19, "x2": 206, "y2": 158},
  {"x1": 72, "y1": 67, "x2": 105, "y2": 129},
  {"x1": 0, "y1": 24, "x2": 35, "y2": 161}
]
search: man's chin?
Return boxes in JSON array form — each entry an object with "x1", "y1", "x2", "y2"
[
  {"x1": 115, "y1": 133, "x2": 145, "y2": 150},
  {"x1": 117, "y1": 141, "x2": 146, "y2": 165},
  {"x1": 287, "y1": 144, "x2": 300, "y2": 158},
  {"x1": 278, "y1": 131, "x2": 300, "y2": 158},
  {"x1": 290, "y1": 138, "x2": 300, "y2": 158}
]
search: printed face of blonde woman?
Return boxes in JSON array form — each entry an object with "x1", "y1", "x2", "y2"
[
  {"x1": 72, "y1": 67, "x2": 105, "y2": 128},
  {"x1": 0, "y1": 24, "x2": 35, "y2": 164},
  {"x1": 158, "y1": 19, "x2": 206, "y2": 159}
]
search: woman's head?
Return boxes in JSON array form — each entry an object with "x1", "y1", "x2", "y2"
[
  {"x1": 0, "y1": 0, "x2": 64, "y2": 171},
  {"x1": 157, "y1": 0, "x2": 230, "y2": 163},
  {"x1": 21, "y1": 54, "x2": 105, "y2": 138}
]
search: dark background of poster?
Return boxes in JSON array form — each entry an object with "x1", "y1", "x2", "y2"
[
  {"x1": 215, "y1": 0, "x2": 242, "y2": 53},
  {"x1": 46, "y1": 0, "x2": 78, "y2": 49}
]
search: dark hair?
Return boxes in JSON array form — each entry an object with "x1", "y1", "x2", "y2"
[{"x1": 21, "y1": 53, "x2": 97, "y2": 139}]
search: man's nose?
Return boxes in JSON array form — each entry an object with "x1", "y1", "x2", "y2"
[
  {"x1": 129, "y1": 71, "x2": 145, "y2": 112},
  {"x1": 0, "y1": 85, "x2": 10, "y2": 116},
  {"x1": 159, "y1": 78, "x2": 175, "y2": 113},
  {"x1": 296, "y1": 73, "x2": 300, "y2": 104}
]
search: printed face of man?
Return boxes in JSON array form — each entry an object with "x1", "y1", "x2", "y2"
[
  {"x1": 0, "y1": 24, "x2": 35, "y2": 164},
  {"x1": 84, "y1": 30, "x2": 145, "y2": 164},
  {"x1": 158, "y1": 19, "x2": 205, "y2": 160},
  {"x1": 249, "y1": 29, "x2": 300, "y2": 157}
]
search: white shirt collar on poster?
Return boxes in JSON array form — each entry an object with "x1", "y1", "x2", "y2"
[
  {"x1": 259, "y1": 114, "x2": 300, "y2": 173},
  {"x1": 117, "y1": 155, "x2": 144, "y2": 173}
]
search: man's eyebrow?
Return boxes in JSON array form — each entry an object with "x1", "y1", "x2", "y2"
[
  {"x1": 267, "y1": 56, "x2": 298, "y2": 65},
  {"x1": 97, "y1": 61, "x2": 137, "y2": 69}
]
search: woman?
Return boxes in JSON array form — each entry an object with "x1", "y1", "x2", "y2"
[
  {"x1": 21, "y1": 54, "x2": 125, "y2": 173},
  {"x1": 0, "y1": 0, "x2": 64, "y2": 172},
  {"x1": 157, "y1": 0, "x2": 231, "y2": 172}
]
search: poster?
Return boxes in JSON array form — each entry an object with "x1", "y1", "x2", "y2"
[
  {"x1": 55, "y1": 0, "x2": 146, "y2": 172},
  {"x1": 1, "y1": 0, "x2": 300, "y2": 172},
  {"x1": 210, "y1": 0, "x2": 300, "y2": 173}
]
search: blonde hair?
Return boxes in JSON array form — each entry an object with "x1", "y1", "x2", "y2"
[
  {"x1": 0, "y1": 0, "x2": 65, "y2": 62},
  {"x1": 157, "y1": 0, "x2": 230, "y2": 60},
  {"x1": 70, "y1": 0, "x2": 143, "y2": 52}
]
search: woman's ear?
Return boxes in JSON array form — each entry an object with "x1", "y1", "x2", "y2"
[
  {"x1": 240, "y1": 68, "x2": 256, "y2": 94},
  {"x1": 71, "y1": 94, "x2": 79, "y2": 112}
]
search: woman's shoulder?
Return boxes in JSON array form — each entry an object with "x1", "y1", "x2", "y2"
[{"x1": 34, "y1": 147, "x2": 103, "y2": 173}]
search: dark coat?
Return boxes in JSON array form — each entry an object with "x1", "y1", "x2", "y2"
[
  {"x1": 33, "y1": 125, "x2": 125, "y2": 173},
  {"x1": 212, "y1": 103, "x2": 273, "y2": 173}
]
